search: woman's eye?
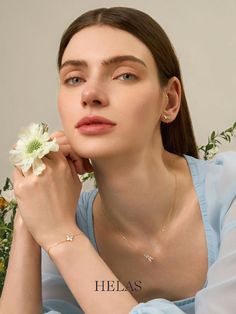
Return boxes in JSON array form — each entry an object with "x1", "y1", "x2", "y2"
[
  {"x1": 116, "y1": 73, "x2": 137, "y2": 81},
  {"x1": 64, "y1": 76, "x2": 84, "y2": 86}
]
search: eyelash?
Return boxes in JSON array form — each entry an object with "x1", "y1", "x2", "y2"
[
  {"x1": 63, "y1": 72, "x2": 138, "y2": 86},
  {"x1": 115, "y1": 73, "x2": 138, "y2": 81},
  {"x1": 64, "y1": 77, "x2": 83, "y2": 86}
]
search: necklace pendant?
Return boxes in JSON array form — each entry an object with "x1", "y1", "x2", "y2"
[
  {"x1": 144, "y1": 253, "x2": 154, "y2": 262},
  {"x1": 66, "y1": 234, "x2": 74, "y2": 241}
]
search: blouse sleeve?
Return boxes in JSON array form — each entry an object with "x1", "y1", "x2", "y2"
[
  {"x1": 194, "y1": 152, "x2": 236, "y2": 312},
  {"x1": 129, "y1": 152, "x2": 236, "y2": 313},
  {"x1": 194, "y1": 198, "x2": 236, "y2": 312}
]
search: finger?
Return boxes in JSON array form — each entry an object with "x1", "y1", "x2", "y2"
[
  {"x1": 49, "y1": 135, "x2": 79, "y2": 161},
  {"x1": 47, "y1": 132, "x2": 93, "y2": 174},
  {"x1": 12, "y1": 165, "x2": 31, "y2": 182},
  {"x1": 12, "y1": 166, "x2": 27, "y2": 198},
  {"x1": 49, "y1": 143, "x2": 91, "y2": 174},
  {"x1": 49, "y1": 131, "x2": 66, "y2": 143},
  {"x1": 49, "y1": 130, "x2": 65, "y2": 138},
  {"x1": 48, "y1": 132, "x2": 82, "y2": 163},
  {"x1": 40, "y1": 150, "x2": 84, "y2": 176},
  {"x1": 41, "y1": 151, "x2": 86, "y2": 177},
  {"x1": 43, "y1": 149, "x2": 66, "y2": 161},
  {"x1": 12, "y1": 166, "x2": 22, "y2": 183},
  {"x1": 73, "y1": 158, "x2": 87, "y2": 175},
  {"x1": 58, "y1": 144, "x2": 79, "y2": 160},
  {"x1": 67, "y1": 158, "x2": 81, "y2": 180},
  {"x1": 51, "y1": 136, "x2": 68, "y2": 146}
]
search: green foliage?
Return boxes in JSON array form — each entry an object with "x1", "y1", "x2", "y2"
[
  {"x1": 199, "y1": 121, "x2": 236, "y2": 160},
  {"x1": 0, "y1": 178, "x2": 17, "y2": 294},
  {"x1": 79, "y1": 171, "x2": 96, "y2": 187}
]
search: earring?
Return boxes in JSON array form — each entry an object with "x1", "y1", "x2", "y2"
[{"x1": 162, "y1": 114, "x2": 170, "y2": 121}]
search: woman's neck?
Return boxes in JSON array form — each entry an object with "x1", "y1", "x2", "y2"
[{"x1": 91, "y1": 149, "x2": 182, "y2": 243}]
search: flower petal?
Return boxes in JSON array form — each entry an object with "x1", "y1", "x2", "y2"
[
  {"x1": 32, "y1": 158, "x2": 46, "y2": 175},
  {"x1": 9, "y1": 122, "x2": 57, "y2": 175}
]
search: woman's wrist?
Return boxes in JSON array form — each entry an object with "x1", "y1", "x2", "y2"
[
  {"x1": 47, "y1": 230, "x2": 89, "y2": 260},
  {"x1": 12, "y1": 220, "x2": 40, "y2": 251},
  {"x1": 13, "y1": 211, "x2": 34, "y2": 238},
  {"x1": 11, "y1": 230, "x2": 40, "y2": 253},
  {"x1": 39, "y1": 224, "x2": 84, "y2": 253}
]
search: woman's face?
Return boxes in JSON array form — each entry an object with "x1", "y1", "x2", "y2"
[{"x1": 58, "y1": 25, "x2": 165, "y2": 160}]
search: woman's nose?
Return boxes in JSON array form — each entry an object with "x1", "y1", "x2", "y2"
[{"x1": 81, "y1": 85, "x2": 108, "y2": 108}]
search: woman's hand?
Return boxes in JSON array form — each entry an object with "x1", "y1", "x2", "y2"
[
  {"x1": 12, "y1": 149, "x2": 83, "y2": 251},
  {"x1": 50, "y1": 130, "x2": 94, "y2": 175}
]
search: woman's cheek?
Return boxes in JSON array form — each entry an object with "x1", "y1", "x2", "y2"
[
  {"x1": 57, "y1": 92, "x2": 66, "y2": 121},
  {"x1": 58, "y1": 95, "x2": 77, "y2": 129}
]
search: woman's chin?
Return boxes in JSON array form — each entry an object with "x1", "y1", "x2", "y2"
[
  {"x1": 74, "y1": 147, "x2": 117, "y2": 160},
  {"x1": 73, "y1": 141, "x2": 140, "y2": 161}
]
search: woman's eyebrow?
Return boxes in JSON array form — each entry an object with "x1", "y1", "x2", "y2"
[
  {"x1": 59, "y1": 55, "x2": 147, "y2": 72},
  {"x1": 60, "y1": 59, "x2": 87, "y2": 72},
  {"x1": 102, "y1": 55, "x2": 147, "y2": 68}
]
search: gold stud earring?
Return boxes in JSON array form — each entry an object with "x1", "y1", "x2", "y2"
[{"x1": 162, "y1": 114, "x2": 170, "y2": 121}]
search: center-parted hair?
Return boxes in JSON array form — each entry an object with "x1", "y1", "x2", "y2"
[{"x1": 57, "y1": 7, "x2": 199, "y2": 158}]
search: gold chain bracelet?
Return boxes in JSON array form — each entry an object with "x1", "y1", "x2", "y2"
[{"x1": 47, "y1": 233, "x2": 83, "y2": 256}]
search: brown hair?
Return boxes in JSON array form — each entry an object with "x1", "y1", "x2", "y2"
[{"x1": 57, "y1": 7, "x2": 199, "y2": 158}]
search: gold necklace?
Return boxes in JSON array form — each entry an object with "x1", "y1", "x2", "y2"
[{"x1": 101, "y1": 169, "x2": 177, "y2": 263}]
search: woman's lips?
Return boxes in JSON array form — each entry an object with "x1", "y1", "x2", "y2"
[
  {"x1": 75, "y1": 115, "x2": 116, "y2": 127},
  {"x1": 76, "y1": 123, "x2": 116, "y2": 135},
  {"x1": 75, "y1": 115, "x2": 116, "y2": 135}
]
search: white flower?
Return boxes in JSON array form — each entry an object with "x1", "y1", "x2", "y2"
[
  {"x1": 1, "y1": 189, "x2": 16, "y2": 203},
  {"x1": 9, "y1": 123, "x2": 59, "y2": 175}
]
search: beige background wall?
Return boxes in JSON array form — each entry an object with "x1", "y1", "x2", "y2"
[{"x1": 0, "y1": 0, "x2": 236, "y2": 186}]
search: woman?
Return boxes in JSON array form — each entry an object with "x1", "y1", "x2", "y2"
[{"x1": 1, "y1": 7, "x2": 236, "y2": 314}]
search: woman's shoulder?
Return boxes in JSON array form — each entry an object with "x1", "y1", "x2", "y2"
[
  {"x1": 205, "y1": 150, "x2": 236, "y2": 176},
  {"x1": 185, "y1": 151, "x2": 236, "y2": 186},
  {"x1": 186, "y1": 151, "x2": 236, "y2": 231},
  {"x1": 207, "y1": 151, "x2": 236, "y2": 191},
  {"x1": 187, "y1": 150, "x2": 236, "y2": 199},
  {"x1": 206, "y1": 151, "x2": 236, "y2": 216}
]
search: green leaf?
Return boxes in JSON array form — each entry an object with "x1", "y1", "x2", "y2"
[
  {"x1": 210, "y1": 131, "x2": 216, "y2": 140},
  {"x1": 206, "y1": 143, "x2": 214, "y2": 150},
  {"x1": 3, "y1": 178, "x2": 13, "y2": 191}
]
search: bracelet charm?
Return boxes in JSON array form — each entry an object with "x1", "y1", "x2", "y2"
[{"x1": 47, "y1": 232, "x2": 82, "y2": 255}]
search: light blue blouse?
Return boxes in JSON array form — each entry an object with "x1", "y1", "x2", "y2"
[{"x1": 42, "y1": 152, "x2": 236, "y2": 313}]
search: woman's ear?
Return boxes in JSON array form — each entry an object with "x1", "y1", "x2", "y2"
[{"x1": 160, "y1": 76, "x2": 181, "y2": 123}]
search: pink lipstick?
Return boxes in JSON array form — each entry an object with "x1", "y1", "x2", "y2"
[{"x1": 75, "y1": 115, "x2": 116, "y2": 135}]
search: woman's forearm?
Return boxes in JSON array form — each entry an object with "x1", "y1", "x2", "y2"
[
  {"x1": 49, "y1": 231, "x2": 138, "y2": 314},
  {"x1": 0, "y1": 226, "x2": 42, "y2": 314}
]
